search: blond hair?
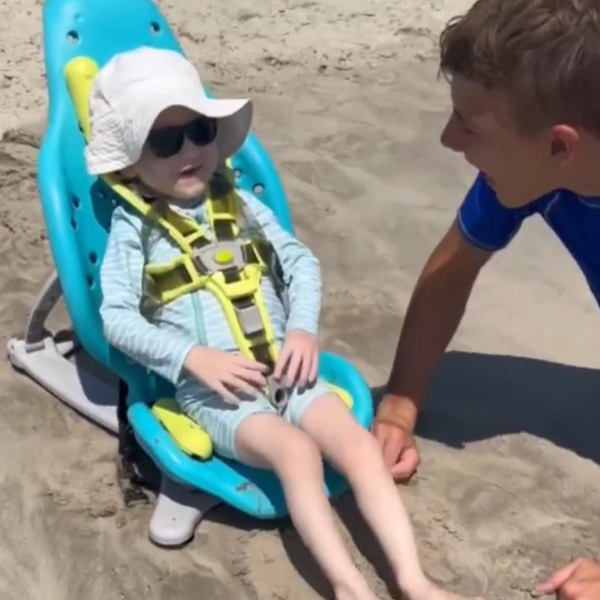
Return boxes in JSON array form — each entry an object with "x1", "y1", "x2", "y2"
[{"x1": 439, "y1": 0, "x2": 600, "y2": 135}]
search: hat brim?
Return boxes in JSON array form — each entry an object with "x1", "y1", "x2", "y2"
[
  {"x1": 139, "y1": 91, "x2": 253, "y2": 160},
  {"x1": 85, "y1": 88, "x2": 253, "y2": 175}
]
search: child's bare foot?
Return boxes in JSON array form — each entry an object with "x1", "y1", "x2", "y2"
[
  {"x1": 423, "y1": 589, "x2": 483, "y2": 600},
  {"x1": 333, "y1": 580, "x2": 379, "y2": 600},
  {"x1": 402, "y1": 580, "x2": 484, "y2": 600}
]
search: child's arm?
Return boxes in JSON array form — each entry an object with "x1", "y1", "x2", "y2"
[
  {"x1": 239, "y1": 191, "x2": 322, "y2": 336},
  {"x1": 99, "y1": 206, "x2": 196, "y2": 385}
]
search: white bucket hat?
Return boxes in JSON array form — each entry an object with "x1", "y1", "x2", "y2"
[{"x1": 84, "y1": 46, "x2": 253, "y2": 175}]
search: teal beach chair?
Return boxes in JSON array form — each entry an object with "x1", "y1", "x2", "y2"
[{"x1": 7, "y1": 0, "x2": 374, "y2": 547}]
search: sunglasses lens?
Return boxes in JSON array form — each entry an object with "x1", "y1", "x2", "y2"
[
  {"x1": 147, "y1": 127, "x2": 185, "y2": 158},
  {"x1": 147, "y1": 117, "x2": 218, "y2": 158},
  {"x1": 188, "y1": 117, "x2": 218, "y2": 147}
]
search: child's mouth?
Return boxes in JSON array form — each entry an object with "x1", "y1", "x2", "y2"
[{"x1": 180, "y1": 165, "x2": 201, "y2": 177}]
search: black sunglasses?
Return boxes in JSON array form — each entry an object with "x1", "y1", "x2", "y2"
[{"x1": 146, "y1": 116, "x2": 218, "y2": 158}]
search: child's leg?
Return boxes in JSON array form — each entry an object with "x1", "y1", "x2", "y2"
[
  {"x1": 234, "y1": 413, "x2": 377, "y2": 600},
  {"x1": 299, "y1": 394, "x2": 477, "y2": 600}
]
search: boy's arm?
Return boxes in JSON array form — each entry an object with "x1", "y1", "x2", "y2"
[
  {"x1": 239, "y1": 191, "x2": 322, "y2": 336},
  {"x1": 100, "y1": 206, "x2": 196, "y2": 385},
  {"x1": 384, "y1": 172, "x2": 531, "y2": 417},
  {"x1": 376, "y1": 173, "x2": 533, "y2": 479}
]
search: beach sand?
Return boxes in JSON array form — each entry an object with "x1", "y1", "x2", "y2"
[{"x1": 1, "y1": 0, "x2": 600, "y2": 599}]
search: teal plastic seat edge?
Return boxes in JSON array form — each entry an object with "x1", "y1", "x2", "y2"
[{"x1": 128, "y1": 351, "x2": 374, "y2": 518}]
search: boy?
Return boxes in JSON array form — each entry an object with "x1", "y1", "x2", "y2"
[{"x1": 374, "y1": 1, "x2": 600, "y2": 598}]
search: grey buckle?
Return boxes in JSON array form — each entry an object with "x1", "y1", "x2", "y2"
[
  {"x1": 193, "y1": 240, "x2": 245, "y2": 276},
  {"x1": 190, "y1": 247, "x2": 209, "y2": 275},
  {"x1": 234, "y1": 302, "x2": 264, "y2": 337},
  {"x1": 267, "y1": 376, "x2": 290, "y2": 413}
]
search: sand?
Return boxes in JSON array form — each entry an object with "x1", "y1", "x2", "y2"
[{"x1": 1, "y1": 0, "x2": 600, "y2": 599}]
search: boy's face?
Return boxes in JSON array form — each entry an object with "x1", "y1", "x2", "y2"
[
  {"x1": 440, "y1": 77, "x2": 583, "y2": 207},
  {"x1": 124, "y1": 105, "x2": 219, "y2": 200}
]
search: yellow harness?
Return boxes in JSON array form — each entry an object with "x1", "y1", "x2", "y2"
[
  {"x1": 65, "y1": 56, "x2": 352, "y2": 460},
  {"x1": 120, "y1": 179, "x2": 283, "y2": 375}
]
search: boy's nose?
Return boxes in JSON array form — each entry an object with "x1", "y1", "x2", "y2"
[{"x1": 440, "y1": 118, "x2": 463, "y2": 153}]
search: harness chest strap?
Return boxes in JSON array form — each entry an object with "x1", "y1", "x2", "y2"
[
  {"x1": 115, "y1": 182, "x2": 357, "y2": 418},
  {"x1": 112, "y1": 177, "x2": 281, "y2": 374}
]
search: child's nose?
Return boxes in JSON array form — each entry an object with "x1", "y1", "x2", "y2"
[{"x1": 180, "y1": 135, "x2": 200, "y2": 158}]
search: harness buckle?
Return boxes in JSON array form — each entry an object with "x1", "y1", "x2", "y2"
[
  {"x1": 266, "y1": 375, "x2": 290, "y2": 414},
  {"x1": 191, "y1": 248, "x2": 209, "y2": 276},
  {"x1": 191, "y1": 239, "x2": 246, "y2": 279}
]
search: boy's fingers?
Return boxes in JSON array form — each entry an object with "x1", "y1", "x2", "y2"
[
  {"x1": 538, "y1": 559, "x2": 584, "y2": 594},
  {"x1": 390, "y1": 446, "x2": 421, "y2": 481}
]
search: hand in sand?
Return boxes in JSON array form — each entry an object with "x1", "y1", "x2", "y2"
[
  {"x1": 538, "y1": 557, "x2": 600, "y2": 599},
  {"x1": 184, "y1": 346, "x2": 268, "y2": 404},
  {"x1": 273, "y1": 329, "x2": 319, "y2": 389},
  {"x1": 372, "y1": 394, "x2": 421, "y2": 482}
]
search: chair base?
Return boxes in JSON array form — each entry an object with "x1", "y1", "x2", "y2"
[
  {"x1": 6, "y1": 270, "x2": 119, "y2": 433},
  {"x1": 8, "y1": 334, "x2": 120, "y2": 433},
  {"x1": 6, "y1": 270, "x2": 221, "y2": 547},
  {"x1": 150, "y1": 478, "x2": 221, "y2": 547}
]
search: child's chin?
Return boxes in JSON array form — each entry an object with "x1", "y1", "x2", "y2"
[{"x1": 173, "y1": 179, "x2": 207, "y2": 199}]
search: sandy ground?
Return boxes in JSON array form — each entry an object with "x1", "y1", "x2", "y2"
[{"x1": 1, "y1": 0, "x2": 600, "y2": 599}]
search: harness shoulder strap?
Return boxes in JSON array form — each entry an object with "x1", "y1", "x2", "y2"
[{"x1": 105, "y1": 173, "x2": 200, "y2": 253}]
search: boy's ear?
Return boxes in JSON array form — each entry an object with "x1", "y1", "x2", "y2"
[{"x1": 550, "y1": 124, "x2": 580, "y2": 165}]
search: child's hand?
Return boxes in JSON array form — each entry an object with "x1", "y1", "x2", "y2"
[
  {"x1": 273, "y1": 330, "x2": 319, "y2": 389},
  {"x1": 184, "y1": 347, "x2": 268, "y2": 404}
]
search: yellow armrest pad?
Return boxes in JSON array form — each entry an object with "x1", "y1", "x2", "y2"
[{"x1": 151, "y1": 398, "x2": 213, "y2": 460}]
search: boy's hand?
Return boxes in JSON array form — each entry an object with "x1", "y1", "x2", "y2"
[
  {"x1": 273, "y1": 329, "x2": 319, "y2": 389},
  {"x1": 184, "y1": 347, "x2": 268, "y2": 405},
  {"x1": 538, "y1": 558, "x2": 600, "y2": 599},
  {"x1": 373, "y1": 394, "x2": 421, "y2": 482}
]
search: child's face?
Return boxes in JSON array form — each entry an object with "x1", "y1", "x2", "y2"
[{"x1": 124, "y1": 105, "x2": 219, "y2": 200}]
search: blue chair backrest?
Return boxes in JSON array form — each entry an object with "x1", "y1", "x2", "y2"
[{"x1": 40, "y1": 0, "x2": 294, "y2": 403}]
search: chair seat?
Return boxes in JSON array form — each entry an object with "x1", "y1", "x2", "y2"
[
  {"x1": 151, "y1": 376, "x2": 354, "y2": 461},
  {"x1": 133, "y1": 351, "x2": 370, "y2": 519}
]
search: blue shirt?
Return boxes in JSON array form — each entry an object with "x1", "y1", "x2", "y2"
[{"x1": 458, "y1": 173, "x2": 600, "y2": 306}]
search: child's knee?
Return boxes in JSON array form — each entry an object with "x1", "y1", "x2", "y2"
[
  {"x1": 338, "y1": 425, "x2": 382, "y2": 471},
  {"x1": 274, "y1": 429, "x2": 321, "y2": 473}
]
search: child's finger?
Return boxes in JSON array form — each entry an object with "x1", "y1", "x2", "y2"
[
  {"x1": 273, "y1": 344, "x2": 291, "y2": 381},
  {"x1": 308, "y1": 350, "x2": 319, "y2": 383},
  {"x1": 236, "y1": 355, "x2": 269, "y2": 372},
  {"x1": 285, "y1": 349, "x2": 302, "y2": 387},
  {"x1": 227, "y1": 374, "x2": 262, "y2": 397},
  {"x1": 237, "y1": 367, "x2": 267, "y2": 388},
  {"x1": 297, "y1": 350, "x2": 311, "y2": 388},
  {"x1": 215, "y1": 382, "x2": 241, "y2": 405}
]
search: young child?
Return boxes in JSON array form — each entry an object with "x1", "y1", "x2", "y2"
[{"x1": 86, "y1": 46, "x2": 479, "y2": 600}]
